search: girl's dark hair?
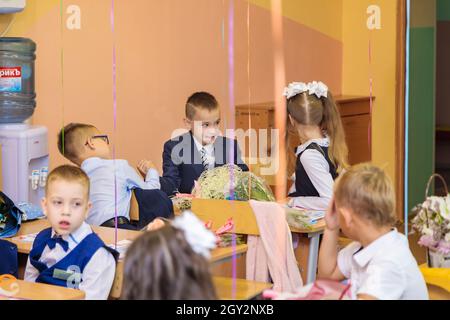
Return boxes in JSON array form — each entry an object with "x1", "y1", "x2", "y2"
[{"x1": 121, "y1": 224, "x2": 217, "y2": 300}]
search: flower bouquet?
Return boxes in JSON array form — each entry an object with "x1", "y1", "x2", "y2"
[
  {"x1": 173, "y1": 164, "x2": 275, "y2": 212},
  {"x1": 411, "y1": 174, "x2": 450, "y2": 268},
  {"x1": 192, "y1": 164, "x2": 275, "y2": 202}
]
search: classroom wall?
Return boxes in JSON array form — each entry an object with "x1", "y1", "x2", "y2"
[
  {"x1": 436, "y1": 0, "x2": 450, "y2": 128},
  {"x1": 0, "y1": 0, "x2": 343, "y2": 172},
  {"x1": 341, "y1": 0, "x2": 399, "y2": 192},
  {"x1": 408, "y1": 0, "x2": 436, "y2": 212}
]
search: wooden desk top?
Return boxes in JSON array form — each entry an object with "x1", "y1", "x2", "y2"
[
  {"x1": 0, "y1": 280, "x2": 85, "y2": 300},
  {"x1": 213, "y1": 277, "x2": 272, "y2": 300},
  {"x1": 0, "y1": 277, "x2": 270, "y2": 301},
  {"x1": 210, "y1": 245, "x2": 248, "y2": 263},
  {"x1": 174, "y1": 201, "x2": 324, "y2": 235},
  {"x1": 8, "y1": 219, "x2": 142, "y2": 254},
  {"x1": 7, "y1": 219, "x2": 248, "y2": 263},
  {"x1": 289, "y1": 219, "x2": 326, "y2": 234}
]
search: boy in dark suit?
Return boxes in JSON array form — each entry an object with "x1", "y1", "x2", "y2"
[{"x1": 159, "y1": 92, "x2": 248, "y2": 196}]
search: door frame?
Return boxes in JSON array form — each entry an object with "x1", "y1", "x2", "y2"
[{"x1": 395, "y1": 0, "x2": 407, "y2": 223}]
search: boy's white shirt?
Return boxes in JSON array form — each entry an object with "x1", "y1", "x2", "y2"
[
  {"x1": 81, "y1": 157, "x2": 160, "y2": 225},
  {"x1": 24, "y1": 221, "x2": 116, "y2": 300},
  {"x1": 337, "y1": 229, "x2": 429, "y2": 300},
  {"x1": 288, "y1": 137, "x2": 334, "y2": 211}
]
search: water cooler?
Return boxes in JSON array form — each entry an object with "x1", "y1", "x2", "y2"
[
  {"x1": 0, "y1": 124, "x2": 48, "y2": 205},
  {"x1": 0, "y1": 37, "x2": 49, "y2": 206}
]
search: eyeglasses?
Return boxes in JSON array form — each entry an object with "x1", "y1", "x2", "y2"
[{"x1": 85, "y1": 135, "x2": 109, "y2": 146}]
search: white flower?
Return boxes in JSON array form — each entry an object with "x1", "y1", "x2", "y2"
[
  {"x1": 445, "y1": 233, "x2": 450, "y2": 242},
  {"x1": 308, "y1": 81, "x2": 328, "y2": 99},
  {"x1": 441, "y1": 196, "x2": 450, "y2": 221},
  {"x1": 172, "y1": 211, "x2": 217, "y2": 259},
  {"x1": 422, "y1": 226, "x2": 434, "y2": 237},
  {"x1": 283, "y1": 82, "x2": 309, "y2": 99}
]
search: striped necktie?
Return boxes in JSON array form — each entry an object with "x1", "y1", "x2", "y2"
[{"x1": 200, "y1": 147, "x2": 209, "y2": 171}]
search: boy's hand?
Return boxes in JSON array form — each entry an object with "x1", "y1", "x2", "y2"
[
  {"x1": 146, "y1": 218, "x2": 165, "y2": 231},
  {"x1": 325, "y1": 197, "x2": 340, "y2": 231},
  {"x1": 137, "y1": 160, "x2": 156, "y2": 178}
]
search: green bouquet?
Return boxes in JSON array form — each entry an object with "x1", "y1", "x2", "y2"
[{"x1": 192, "y1": 164, "x2": 275, "y2": 202}]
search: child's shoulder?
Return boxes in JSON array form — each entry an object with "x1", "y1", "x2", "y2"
[
  {"x1": 35, "y1": 227, "x2": 52, "y2": 241},
  {"x1": 164, "y1": 132, "x2": 191, "y2": 144},
  {"x1": 340, "y1": 240, "x2": 362, "y2": 256}
]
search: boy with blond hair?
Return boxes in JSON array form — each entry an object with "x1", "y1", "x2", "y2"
[
  {"x1": 318, "y1": 163, "x2": 428, "y2": 300},
  {"x1": 24, "y1": 165, "x2": 117, "y2": 300}
]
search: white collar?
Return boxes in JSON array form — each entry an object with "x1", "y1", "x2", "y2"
[
  {"x1": 192, "y1": 135, "x2": 214, "y2": 154},
  {"x1": 80, "y1": 157, "x2": 102, "y2": 169},
  {"x1": 295, "y1": 136, "x2": 330, "y2": 156},
  {"x1": 353, "y1": 228, "x2": 400, "y2": 268},
  {"x1": 51, "y1": 221, "x2": 92, "y2": 247}
]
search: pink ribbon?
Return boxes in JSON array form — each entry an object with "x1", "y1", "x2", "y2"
[{"x1": 110, "y1": 0, "x2": 118, "y2": 248}]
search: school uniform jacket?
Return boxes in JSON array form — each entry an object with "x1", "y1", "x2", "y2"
[{"x1": 160, "y1": 131, "x2": 249, "y2": 196}]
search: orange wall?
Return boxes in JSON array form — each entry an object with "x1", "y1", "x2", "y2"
[
  {"x1": 342, "y1": 0, "x2": 399, "y2": 184},
  {"x1": 0, "y1": 0, "x2": 343, "y2": 172}
]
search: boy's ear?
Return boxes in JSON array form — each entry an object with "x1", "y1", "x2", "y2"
[
  {"x1": 84, "y1": 201, "x2": 92, "y2": 220},
  {"x1": 340, "y1": 207, "x2": 354, "y2": 227},
  {"x1": 288, "y1": 115, "x2": 296, "y2": 127},
  {"x1": 41, "y1": 197, "x2": 49, "y2": 217},
  {"x1": 183, "y1": 118, "x2": 192, "y2": 129},
  {"x1": 85, "y1": 137, "x2": 95, "y2": 150}
]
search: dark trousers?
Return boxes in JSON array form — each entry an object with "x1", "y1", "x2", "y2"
[
  {"x1": 100, "y1": 189, "x2": 174, "y2": 231},
  {"x1": 133, "y1": 189, "x2": 174, "y2": 229},
  {"x1": 0, "y1": 240, "x2": 18, "y2": 277}
]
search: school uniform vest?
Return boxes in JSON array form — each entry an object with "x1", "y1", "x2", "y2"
[
  {"x1": 288, "y1": 143, "x2": 338, "y2": 198},
  {"x1": 29, "y1": 227, "x2": 118, "y2": 288}
]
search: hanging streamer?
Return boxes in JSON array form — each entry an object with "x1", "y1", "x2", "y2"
[
  {"x1": 404, "y1": 0, "x2": 411, "y2": 236},
  {"x1": 222, "y1": 0, "x2": 226, "y2": 49},
  {"x1": 247, "y1": 1, "x2": 253, "y2": 198},
  {"x1": 60, "y1": 0, "x2": 65, "y2": 155},
  {"x1": 368, "y1": 31, "x2": 373, "y2": 158},
  {"x1": 227, "y1": 0, "x2": 237, "y2": 300},
  {"x1": 110, "y1": 0, "x2": 118, "y2": 249},
  {"x1": 271, "y1": 0, "x2": 287, "y2": 202}
]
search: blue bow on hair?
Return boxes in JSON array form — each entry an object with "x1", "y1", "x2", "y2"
[{"x1": 46, "y1": 236, "x2": 69, "y2": 252}]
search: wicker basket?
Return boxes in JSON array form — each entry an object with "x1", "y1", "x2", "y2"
[{"x1": 423, "y1": 174, "x2": 450, "y2": 268}]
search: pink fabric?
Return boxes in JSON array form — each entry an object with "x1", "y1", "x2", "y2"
[
  {"x1": 263, "y1": 280, "x2": 352, "y2": 300},
  {"x1": 246, "y1": 200, "x2": 303, "y2": 292}
]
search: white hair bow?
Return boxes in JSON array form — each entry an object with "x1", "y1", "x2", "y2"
[
  {"x1": 172, "y1": 211, "x2": 217, "y2": 259},
  {"x1": 283, "y1": 81, "x2": 328, "y2": 100}
]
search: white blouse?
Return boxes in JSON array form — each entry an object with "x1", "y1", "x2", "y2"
[{"x1": 288, "y1": 137, "x2": 334, "y2": 211}]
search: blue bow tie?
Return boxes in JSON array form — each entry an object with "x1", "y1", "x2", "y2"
[{"x1": 47, "y1": 235, "x2": 69, "y2": 252}]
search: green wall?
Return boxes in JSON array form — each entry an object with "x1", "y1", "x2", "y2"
[
  {"x1": 408, "y1": 0, "x2": 436, "y2": 212},
  {"x1": 437, "y1": 0, "x2": 450, "y2": 21}
]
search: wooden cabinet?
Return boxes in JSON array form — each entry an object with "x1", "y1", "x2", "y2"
[{"x1": 235, "y1": 95, "x2": 372, "y2": 171}]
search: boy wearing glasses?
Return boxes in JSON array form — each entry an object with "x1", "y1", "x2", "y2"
[
  {"x1": 57, "y1": 123, "x2": 161, "y2": 229},
  {"x1": 160, "y1": 92, "x2": 248, "y2": 196}
]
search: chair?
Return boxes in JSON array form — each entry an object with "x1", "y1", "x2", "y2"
[{"x1": 420, "y1": 265, "x2": 450, "y2": 300}]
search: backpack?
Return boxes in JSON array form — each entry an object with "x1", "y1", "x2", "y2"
[{"x1": 0, "y1": 191, "x2": 22, "y2": 238}]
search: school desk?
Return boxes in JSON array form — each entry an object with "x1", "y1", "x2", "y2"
[
  {"x1": 213, "y1": 277, "x2": 272, "y2": 300},
  {"x1": 109, "y1": 244, "x2": 249, "y2": 299},
  {"x1": 6, "y1": 219, "x2": 142, "y2": 254},
  {"x1": 0, "y1": 277, "x2": 269, "y2": 300},
  {"x1": 177, "y1": 199, "x2": 325, "y2": 284},
  {"x1": 290, "y1": 219, "x2": 325, "y2": 284},
  {"x1": 0, "y1": 280, "x2": 85, "y2": 300},
  {"x1": 5, "y1": 219, "x2": 249, "y2": 298}
]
